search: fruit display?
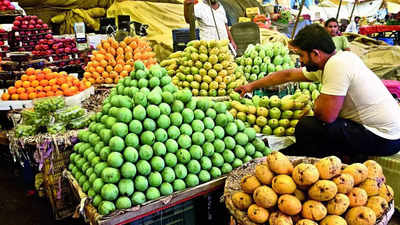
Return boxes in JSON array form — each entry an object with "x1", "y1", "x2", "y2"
[
  {"x1": 0, "y1": 0, "x2": 15, "y2": 11},
  {"x1": 227, "y1": 91, "x2": 313, "y2": 136},
  {"x1": 32, "y1": 37, "x2": 88, "y2": 69},
  {"x1": 228, "y1": 152, "x2": 393, "y2": 225},
  {"x1": 235, "y1": 42, "x2": 295, "y2": 82},
  {"x1": 10, "y1": 16, "x2": 52, "y2": 52},
  {"x1": 14, "y1": 96, "x2": 91, "y2": 137},
  {"x1": 68, "y1": 61, "x2": 271, "y2": 215},
  {"x1": 1, "y1": 68, "x2": 91, "y2": 101},
  {"x1": 83, "y1": 37, "x2": 157, "y2": 85},
  {"x1": 160, "y1": 40, "x2": 246, "y2": 97}
]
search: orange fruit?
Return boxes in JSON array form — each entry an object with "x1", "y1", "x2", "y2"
[
  {"x1": 114, "y1": 77, "x2": 119, "y2": 84},
  {"x1": 106, "y1": 65, "x2": 113, "y2": 73},
  {"x1": 22, "y1": 81, "x2": 30, "y2": 88},
  {"x1": 26, "y1": 68, "x2": 35, "y2": 76},
  {"x1": 61, "y1": 83, "x2": 69, "y2": 91},
  {"x1": 125, "y1": 46, "x2": 133, "y2": 53},
  {"x1": 88, "y1": 78, "x2": 95, "y2": 84},
  {"x1": 51, "y1": 85, "x2": 59, "y2": 92},
  {"x1": 116, "y1": 55, "x2": 124, "y2": 62},
  {"x1": 63, "y1": 88, "x2": 74, "y2": 96},
  {"x1": 126, "y1": 59, "x2": 135, "y2": 66},
  {"x1": 100, "y1": 60, "x2": 108, "y2": 67},
  {"x1": 43, "y1": 68, "x2": 52, "y2": 74},
  {"x1": 123, "y1": 65, "x2": 132, "y2": 72},
  {"x1": 11, "y1": 94, "x2": 19, "y2": 100},
  {"x1": 105, "y1": 53, "x2": 114, "y2": 61},
  {"x1": 120, "y1": 42, "x2": 127, "y2": 49},
  {"x1": 92, "y1": 60, "x2": 100, "y2": 68},
  {"x1": 84, "y1": 81, "x2": 91, "y2": 88},
  {"x1": 111, "y1": 41, "x2": 119, "y2": 49},
  {"x1": 96, "y1": 77, "x2": 104, "y2": 84},
  {"x1": 40, "y1": 80, "x2": 49, "y2": 86},
  {"x1": 15, "y1": 80, "x2": 22, "y2": 88},
  {"x1": 37, "y1": 92, "x2": 46, "y2": 98},
  {"x1": 102, "y1": 71, "x2": 110, "y2": 78},
  {"x1": 8, "y1": 87, "x2": 16, "y2": 95},
  {"x1": 103, "y1": 42, "x2": 111, "y2": 49},
  {"x1": 125, "y1": 53, "x2": 133, "y2": 61},
  {"x1": 129, "y1": 41, "x2": 137, "y2": 49},
  {"x1": 21, "y1": 75, "x2": 29, "y2": 81},
  {"x1": 28, "y1": 92, "x2": 37, "y2": 100},
  {"x1": 16, "y1": 87, "x2": 25, "y2": 94},
  {"x1": 114, "y1": 64, "x2": 123, "y2": 73},
  {"x1": 59, "y1": 71, "x2": 68, "y2": 76},
  {"x1": 116, "y1": 59, "x2": 125, "y2": 66},
  {"x1": 55, "y1": 90, "x2": 63, "y2": 96},
  {"x1": 45, "y1": 72, "x2": 54, "y2": 80},
  {"x1": 95, "y1": 54, "x2": 105, "y2": 61},
  {"x1": 96, "y1": 66, "x2": 104, "y2": 73},
  {"x1": 31, "y1": 80, "x2": 39, "y2": 88},
  {"x1": 26, "y1": 87, "x2": 35, "y2": 93},
  {"x1": 44, "y1": 86, "x2": 51, "y2": 92},
  {"x1": 120, "y1": 70, "x2": 128, "y2": 77},
  {"x1": 19, "y1": 93, "x2": 28, "y2": 100},
  {"x1": 88, "y1": 66, "x2": 96, "y2": 73},
  {"x1": 35, "y1": 86, "x2": 43, "y2": 92},
  {"x1": 109, "y1": 48, "x2": 116, "y2": 56},
  {"x1": 105, "y1": 78, "x2": 113, "y2": 84},
  {"x1": 36, "y1": 73, "x2": 44, "y2": 81},
  {"x1": 56, "y1": 77, "x2": 66, "y2": 85},
  {"x1": 28, "y1": 75, "x2": 36, "y2": 82},
  {"x1": 1, "y1": 92, "x2": 10, "y2": 101},
  {"x1": 109, "y1": 59, "x2": 116, "y2": 67},
  {"x1": 48, "y1": 79, "x2": 56, "y2": 86},
  {"x1": 46, "y1": 91, "x2": 54, "y2": 97},
  {"x1": 34, "y1": 69, "x2": 42, "y2": 75},
  {"x1": 110, "y1": 71, "x2": 118, "y2": 79},
  {"x1": 83, "y1": 72, "x2": 92, "y2": 79}
]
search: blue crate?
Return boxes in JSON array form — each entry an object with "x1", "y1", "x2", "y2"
[
  {"x1": 378, "y1": 37, "x2": 394, "y2": 45},
  {"x1": 129, "y1": 200, "x2": 196, "y2": 225},
  {"x1": 172, "y1": 28, "x2": 200, "y2": 52}
]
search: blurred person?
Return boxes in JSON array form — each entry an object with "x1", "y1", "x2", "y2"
[
  {"x1": 324, "y1": 18, "x2": 350, "y2": 51},
  {"x1": 346, "y1": 16, "x2": 360, "y2": 33}
]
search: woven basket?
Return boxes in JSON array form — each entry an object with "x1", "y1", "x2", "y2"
[{"x1": 224, "y1": 156, "x2": 395, "y2": 225}]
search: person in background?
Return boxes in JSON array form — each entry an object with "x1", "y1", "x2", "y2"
[
  {"x1": 345, "y1": 16, "x2": 360, "y2": 33},
  {"x1": 235, "y1": 24, "x2": 400, "y2": 158},
  {"x1": 324, "y1": 18, "x2": 350, "y2": 51},
  {"x1": 184, "y1": 0, "x2": 237, "y2": 49}
]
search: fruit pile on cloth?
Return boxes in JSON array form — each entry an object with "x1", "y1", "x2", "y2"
[
  {"x1": 160, "y1": 40, "x2": 247, "y2": 97},
  {"x1": 68, "y1": 61, "x2": 271, "y2": 215},
  {"x1": 226, "y1": 152, "x2": 394, "y2": 225},
  {"x1": 235, "y1": 42, "x2": 295, "y2": 82},
  {"x1": 227, "y1": 91, "x2": 313, "y2": 137}
]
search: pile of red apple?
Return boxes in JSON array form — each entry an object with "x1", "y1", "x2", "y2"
[
  {"x1": 0, "y1": 28, "x2": 8, "y2": 54},
  {"x1": 33, "y1": 38, "x2": 88, "y2": 68},
  {"x1": 0, "y1": 0, "x2": 15, "y2": 11},
  {"x1": 12, "y1": 15, "x2": 49, "y2": 31}
]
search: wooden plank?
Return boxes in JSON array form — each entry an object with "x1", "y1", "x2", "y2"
[{"x1": 65, "y1": 170, "x2": 227, "y2": 225}]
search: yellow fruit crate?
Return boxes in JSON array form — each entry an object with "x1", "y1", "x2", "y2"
[
  {"x1": 245, "y1": 7, "x2": 260, "y2": 19},
  {"x1": 370, "y1": 154, "x2": 400, "y2": 211},
  {"x1": 239, "y1": 17, "x2": 252, "y2": 23}
]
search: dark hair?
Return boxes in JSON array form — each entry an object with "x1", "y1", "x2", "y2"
[
  {"x1": 290, "y1": 24, "x2": 335, "y2": 54},
  {"x1": 355, "y1": 16, "x2": 360, "y2": 20},
  {"x1": 324, "y1": 18, "x2": 338, "y2": 27}
]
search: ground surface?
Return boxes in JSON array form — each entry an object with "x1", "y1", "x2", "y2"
[{"x1": 0, "y1": 146, "x2": 399, "y2": 225}]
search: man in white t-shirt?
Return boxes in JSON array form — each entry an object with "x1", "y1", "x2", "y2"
[
  {"x1": 184, "y1": 0, "x2": 236, "y2": 49},
  {"x1": 236, "y1": 24, "x2": 400, "y2": 158}
]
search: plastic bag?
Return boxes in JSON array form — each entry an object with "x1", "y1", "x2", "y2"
[
  {"x1": 68, "y1": 115, "x2": 91, "y2": 129},
  {"x1": 55, "y1": 105, "x2": 86, "y2": 122},
  {"x1": 47, "y1": 122, "x2": 67, "y2": 134}
]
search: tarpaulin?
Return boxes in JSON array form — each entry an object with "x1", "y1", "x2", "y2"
[
  {"x1": 18, "y1": 0, "x2": 114, "y2": 9},
  {"x1": 51, "y1": 8, "x2": 106, "y2": 34}
]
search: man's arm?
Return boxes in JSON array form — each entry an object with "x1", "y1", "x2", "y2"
[
  {"x1": 313, "y1": 94, "x2": 345, "y2": 123},
  {"x1": 225, "y1": 24, "x2": 237, "y2": 50},
  {"x1": 235, "y1": 68, "x2": 311, "y2": 96},
  {"x1": 184, "y1": 0, "x2": 196, "y2": 24}
]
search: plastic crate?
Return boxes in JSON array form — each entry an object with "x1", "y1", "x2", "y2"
[
  {"x1": 129, "y1": 200, "x2": 196, "y2": 225},
  {"x1": 172, "y1": 28, "x2": 200, "y2": 52}
]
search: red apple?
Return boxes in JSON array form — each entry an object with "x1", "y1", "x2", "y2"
[
  {"x1": 0, "y1": 6, "x2": 6, "y2": 11},
  {"x1": 45, "y1": 33, "x2": 52, "y2": 39},
  {"x1": 34, "y1": 45, "x2": 40, "y2": 51},
  {"x1": 37, "y1": 19, "x2": 43, "y2": 25},
  {"x1": 25, "y1": 16, "x2": 31, "y2": 20},
  {"x1": 22, "y1": 20, "x2": 28, "y2": 25},
  {"x1": 28, "y1": 25, "x2": 35, "y2": 29},
  {"x1": 18, "y1": 47, "x2": 25, "y2": 51},
  {"x1": 16, "y1": 16, "x2": 22, "y2": 21},
  {"x1": 35, "y1": 24, "x2": 41, "y2": 29},
  {"x1": 29, "y1": 19, "x2": 36, "y2": 25},
  {"x1": 8, "y1": 5, "x2": 15, "y2": 10},
  {"x1": 64, "y1": 47, "x2": 71, "y2": 53},
  {"x1": 42, "y1": 24, "x2": 48, "y2": 29},
  {"x1": 13, "y1": 20, "x2": 20, "y2": 26},
  {"x1": 21, "y1": 25, "x2": 28, "y2": 29},
  {"x1": 31, "y1": 16, "x2": 38, "y2": 20}
]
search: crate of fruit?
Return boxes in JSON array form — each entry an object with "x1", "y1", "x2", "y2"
[{"x1": 224, "y1": 153, "x2": 395, "y2": 225}]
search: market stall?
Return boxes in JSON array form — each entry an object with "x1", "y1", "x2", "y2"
[{"x1": 359, "y1": 24, "x2": 400, "y2": 45}]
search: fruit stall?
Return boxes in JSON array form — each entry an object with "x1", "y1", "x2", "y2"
[{"x1": 0, "y1": 2, "x2": 399, "y2": 224}]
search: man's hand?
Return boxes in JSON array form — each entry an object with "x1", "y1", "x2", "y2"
[{"x1": 235, "y1": 84, "x2": 253, "y2": 97}]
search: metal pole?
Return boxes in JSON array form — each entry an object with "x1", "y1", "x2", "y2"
[
  {"x1": 188, "y1": 3, "x2": 196, "y2": 40},
  {"x1": 336, "y1": 0, "x2": 343, "y2": 20},
  {"x1": 291, "y1": 0, "x2": 306, "y2": 39},
  {"x1": 349, "y1": 0, "x2": 358, "y2": 22}
]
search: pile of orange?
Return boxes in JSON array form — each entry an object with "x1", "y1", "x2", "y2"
[
  {"x1": 1, "y1": 68, "x2": 91, "y2": 101},
  {"x1": 83, "y1": 36, "x2": 157, "y2": 85}
]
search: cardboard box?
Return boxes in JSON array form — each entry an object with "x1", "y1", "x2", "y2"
[{"x1": 246, "y1": 7, "x2": 260, "y2": 19}]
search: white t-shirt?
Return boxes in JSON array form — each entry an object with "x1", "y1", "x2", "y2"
[
  {"x1": 303, "y1": 51, "x2": 400, "y2": 140},
  {"x1": 194, "y1": 1, "x2": 229, "y2": 41}
]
